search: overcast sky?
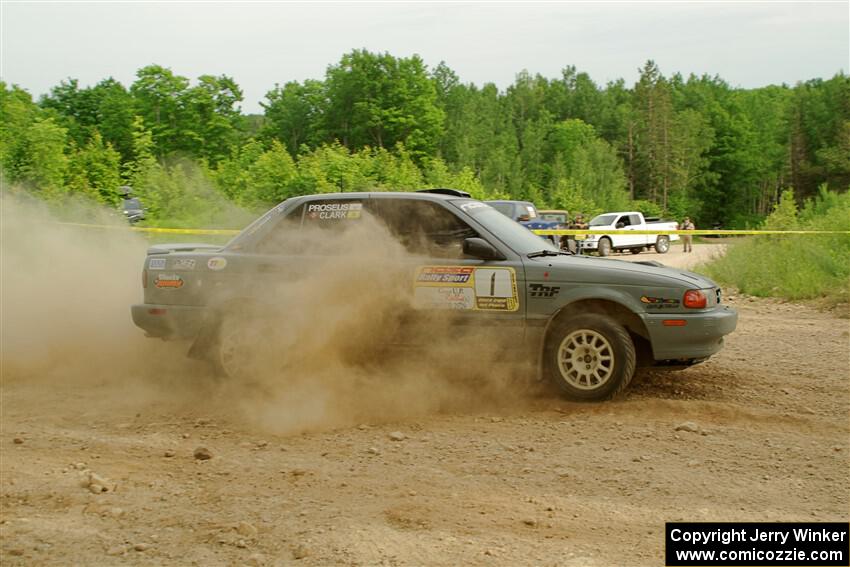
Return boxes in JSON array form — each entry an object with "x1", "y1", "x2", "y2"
[{"x1": 1, "y1": 1, "x2": 848, "y2": 113}]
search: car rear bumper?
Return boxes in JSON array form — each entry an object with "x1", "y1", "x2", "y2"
[
  {"x1": 641, "y1": 305, "x2": 738, "y2": 361},
  {"x1": 131, "y1": 304, "x2": 208, "y2": 339}
]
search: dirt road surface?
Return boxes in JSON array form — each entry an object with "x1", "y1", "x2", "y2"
[{"x1": 2, "y1": 243, "x2": 848, "y2": 566}]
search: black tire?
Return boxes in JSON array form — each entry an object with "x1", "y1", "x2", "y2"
[
  {"x1": 213, "y1": 306, "x2": 275, "y2": 380},
  {"x1": 630, "y1": 247, "x2": 643, "y2": 255},
  {"x1": 598, "y1": 237, "x2": 612, "y2": 257},
  {"x1": 655, "y1": 236, "x2": 670, "y2": 254},
  {"x1": 543, "y1": 313, "x2": 636, "y2": 401}
]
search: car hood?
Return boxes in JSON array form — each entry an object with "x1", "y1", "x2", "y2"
[{"x1": 533, "y1": 255, "x2": 717, "y2": 289}]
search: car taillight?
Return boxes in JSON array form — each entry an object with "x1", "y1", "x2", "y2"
[
  {"x1": 142, "y1": 269, "x2": 147, "y2": 288},
  {"x1": 683, "y1": 289, "x2": 707, "y2": 308}
]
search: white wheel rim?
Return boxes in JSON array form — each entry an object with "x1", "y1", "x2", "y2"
[
  {"x1": 557, "y1": 329, "x2": 615, "y2": 390},
  {"x1": 658, "y1": 238, "x2": 669, "y2": 251}
]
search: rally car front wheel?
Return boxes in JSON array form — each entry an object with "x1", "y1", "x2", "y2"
[{"x1": 544, "y1": 313, "x2": 636, "y2": 401}]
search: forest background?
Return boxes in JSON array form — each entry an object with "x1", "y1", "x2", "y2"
[{"x1": 2, "y1": 50, "x2": 848, "y2": 229}]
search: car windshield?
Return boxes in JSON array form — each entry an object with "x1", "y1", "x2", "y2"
[
  {"x1": 589, "y1": 214, "x2": 618, "y2": 227},
  {"x1": 487, "y1": 202, "x2": 514, "y2": 217},
  {"x1": 450, "y1": 200, "x2": 556, "y2": 255}
]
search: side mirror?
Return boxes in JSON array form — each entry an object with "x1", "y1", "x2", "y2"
[
  {"x1": 616, "y1": 222, "x2": 625, "y2": 229},
  {"x1": 463, "y1": 237, "x2": 505, "y2": 261}
]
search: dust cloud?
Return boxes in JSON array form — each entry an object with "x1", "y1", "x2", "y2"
[
  {"x1": 216, "y1": 213, "x2": 540, "y2": 433},
  {"x1": 1, "y1": 195, "x2": 540, "y2": 435},
  {"x1": 1, "y1": 195, "x2": 202, "y2": 399}
]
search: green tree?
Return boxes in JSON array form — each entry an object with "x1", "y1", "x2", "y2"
[
  {"x1": 242, "y1": 140, "x2": 299, "y2": 205},
  {"x1": 547, "y1": 119, "x2": 629, "y2": 212},
  {"x1": 323, "y1": 50, "x2": 445, "y2": 159},
  {"x1": 261, "y1": 79, "x2": 327, "y2": 155},
  {"x1": 17, "y1": 117, "x2": 69, "y2": 196},
  {"x1": 181, "y1": 74, "x2": 244, "y2": 162},
  {"x1": 0, "y1": 82, "x2": 41, "y2": 181},
  {"x1": 633, "y1": 60, "x2": 674, "y2": 206},
  {"x1": 66, "y1": 131, "x2": 123, "y2": 203},
  {"x1": 130, "y1": 65, "x2": 190, "y2": 156}
]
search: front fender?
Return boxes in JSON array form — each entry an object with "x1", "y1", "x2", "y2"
[
  {"x1": 528, "y1": 285, "x2": 647, "y2": 381},
  {"x1": 552, "y1": 285, "x2": 645, "y2": 315}
]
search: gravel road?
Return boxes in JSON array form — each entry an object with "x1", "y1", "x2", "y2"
[{"x1": 2, "y1": 241, "x2": 848, "y2": 566}]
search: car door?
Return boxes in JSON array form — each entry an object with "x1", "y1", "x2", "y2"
[
  {"x1": 617, "y1": 214, "x2": 643, "y2": 247},
  {"x1": 238, "y1": 195, "x2": 373, "y2": 294},
  {"x1": 628, "y1": 213, "x2": 651, "y2": 246},
  {"x1": 371, "y1": 196, "x2": 527, "y2": 346}
]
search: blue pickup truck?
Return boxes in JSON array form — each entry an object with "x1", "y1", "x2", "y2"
[{"x1": 486, "y1": 200, "x2": 566, "y2": 245}]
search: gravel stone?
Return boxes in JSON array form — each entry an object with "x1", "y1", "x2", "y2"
[
  {"x1": 237, "y1": 521, "x2": 258, "y2": 537},
  {"x1": 674, "y1": 422, "x2": 701, "y2": 434},
  {"x1": 193, "y1": 447, "x2": 213, "y2": 460}
]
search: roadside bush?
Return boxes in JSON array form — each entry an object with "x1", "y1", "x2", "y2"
[{"x1": 702, "y1": 187, "x2": 850, "y2": 304}]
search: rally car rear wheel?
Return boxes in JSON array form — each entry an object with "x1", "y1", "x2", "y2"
[
  {"x1": 544, "y1": 313, "x2": 636, "y2": 401},
  {"x1": 214, "y1": 308, "x2": 274, "y2": 380}
]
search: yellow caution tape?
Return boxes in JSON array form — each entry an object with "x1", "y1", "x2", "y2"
[
  {"x1": 56, "y1": 222, "x2": 848, "y2": 237},
  {"x1": 533, "y1": 229, "x2": 850, "y2": 236},
  {"x1": 56, "y1": 222, "x2": 240, "y2": 235}
]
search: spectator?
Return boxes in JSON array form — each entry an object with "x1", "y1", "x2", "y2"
[{"x1": 680, "y1": 216, "x2": 695, "y2": 253}]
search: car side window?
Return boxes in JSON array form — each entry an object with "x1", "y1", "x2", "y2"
[
  {"x1": 254, "y1": 199, "x2": 369, "y2": 254},
  {"x1": 373, "y1": 199, "x2": 479, "y2": 258},
  {"x1": 629, "y1": 214, "x2": 642, "y2": 226},
  {"x1": 251, "y1": 203, "x2": 306, "y2": 253},
  {"x1": 617, "y1": 215, "x2": 631, "y2": 227}
]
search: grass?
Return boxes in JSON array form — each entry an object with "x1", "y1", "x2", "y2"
[{"x1": 700, "y1": 189, "x2": 850, "y2": 306}]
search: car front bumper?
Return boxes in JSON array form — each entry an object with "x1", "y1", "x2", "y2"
[
  {"x1": 131, "y1": 304, "x2": 208, "y2": 339},
  {"x1": 641, "y1": 305, "x2": 738, "y2": 361}
]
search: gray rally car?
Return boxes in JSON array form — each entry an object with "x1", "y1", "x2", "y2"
[{"x1": 131, "y1": 189, "x2": 737, "y2": 401}]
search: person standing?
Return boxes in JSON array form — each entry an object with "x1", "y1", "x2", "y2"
[
  {"x1": 566, "y1": 213, "x2": 588, "y2": 253},
  {"x1": 680, "y1": 216, "x2": 695, "y2": 253}
]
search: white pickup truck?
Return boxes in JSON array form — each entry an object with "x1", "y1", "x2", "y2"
[{"x1": 581, "y1": 212, "x2": 680, "y2": 256}]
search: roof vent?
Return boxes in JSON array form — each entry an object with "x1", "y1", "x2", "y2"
[{"x1": 415, "y1": 188, "x2": 472, "y2": 198}]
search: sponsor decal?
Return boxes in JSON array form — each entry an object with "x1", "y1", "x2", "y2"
[
  {"x1": 415, "y1": 287, "x2": 476, "y2": 310},
  {"x1": 641, "y1": 295, "x2": 680, "y2": 309},
  {"x1": 416, "y1": 266, "x2": 474, "y2": 284},
  {"x1": 148, "y1": 257, "x2": 166, "y2": 270},
  {"x1": 306, "y1": 201, "x2": 363, "y2": 220},
  {"x1": 173, "y1": 258, "x2": 196, "y2": 270},
  {"x1": 207, "y1": 257, "x2": 227, "y2": 271},
  {"x1": 413, "y1": 266, "x2": 519, "y2": 312},
  {"x1": 154, "y1": 274, "x2": 184, "y2": 289},
  {"x1": 529, "y1": 283, "x2": 560, "y2": 298},
  {"x1": 459, "y1": 202, "x2": 489, "y2": 211}
]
